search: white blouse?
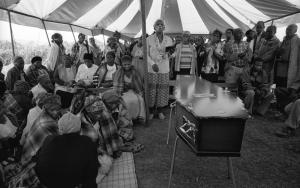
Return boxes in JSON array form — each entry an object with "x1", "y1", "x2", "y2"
[{"x1": 147, "y1": 34, "x2": 173, "y2": 74}]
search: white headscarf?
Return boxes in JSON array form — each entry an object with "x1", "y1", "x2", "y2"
[{"x1": 58, "y1": 112, "x2": 81, "y2": 134}]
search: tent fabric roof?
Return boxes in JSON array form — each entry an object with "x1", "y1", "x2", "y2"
[{"x1": 0, "y1": 0, "x2": 300, "y2": 38}]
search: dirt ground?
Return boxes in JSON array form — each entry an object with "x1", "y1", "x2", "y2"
[{"x1": 133, "y1": 109, "x2": 300, "y2": 188}]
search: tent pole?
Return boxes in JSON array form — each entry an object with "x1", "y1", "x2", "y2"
[
  {"x1": 69, "y1": 24, "x2": 77, "y2": 43},
  {"x1": 140, "y1": 0, "x2": 150, "y2": 124},
  {"x1": 42, "y1": 20, "x2": 51, "y2": 46},
  {"x1": 102, "y1": 29, "x2": 106, "y2": 47},
  {"x1": 7, "y1": 10, "x2": 15, "y2": 57}
]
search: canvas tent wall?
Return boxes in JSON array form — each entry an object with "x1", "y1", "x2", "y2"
[{"x1": 0, "y1": 0, "x2": 299, "y2": 39}]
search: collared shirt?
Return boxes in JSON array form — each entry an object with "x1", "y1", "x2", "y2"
[
  {"x1": 75, "y1": 64, "x2": 98, "y2": 85},
  {"x1": 22, "y1": 111, "x2": 59, "y2": 164},
  {"x1": 225, "y1": 41, "x2": 250, "y2": 68},
  {"x1": 147, "y1": 34, "x2": 173, "y2": 73}
]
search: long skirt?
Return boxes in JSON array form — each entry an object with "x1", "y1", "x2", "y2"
[
  {"x1": 132, "y1": 57, "x2": 145, "y2": 80},
  {"x1": 122, "y1": 90, "x2": 146, "y2": 122},
  {"x1": 147, "y1": 73, "x2": 169, "y2": 108}
]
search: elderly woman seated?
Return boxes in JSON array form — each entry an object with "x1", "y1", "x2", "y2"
[
  {"x1": 75, "y1": 53, "x2": 98, "y2": 87},
  {"x1": 239, "y1": 58, "x2": 273, "y2": 115},
  {"x1": 93, "y1": 51, "x2": 118, "y2": 88},
  {"x1": 21, "y1": 94, "x2": 62, "y2": 164},
  {"x1": 54, "y1": 55, "x2": 77, "y2": 108},
  {"x1": 113, "y1": 55, "x2": 146, "y2": 122},
  {"x1": 35, "y1": 112, "x2": 98, "y2": 188}
]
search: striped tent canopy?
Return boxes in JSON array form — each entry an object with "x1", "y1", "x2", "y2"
[{"x1": 0, "y1": 0, "x2": 300, "y2": 39}]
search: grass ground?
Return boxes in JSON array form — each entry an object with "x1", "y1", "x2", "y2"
[{"x1": 133, "y1": 109, "x2": 300, "y2": 188}]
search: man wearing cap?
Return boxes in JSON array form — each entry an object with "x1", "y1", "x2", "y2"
[
  {"x1": 75, "y1": 53, "x2": 98, "y2": 87},
  {"x1": 72, "y1": 33, "x2": 89, "y2": 69},
  {"x1": 26, "y1": 56, "x2": 49, "y2": 87},
  {"x1": 5, "y1": 56, "x2": 27, "y2": 90},
  {"x1": 35, "y1": 112, "x2": 98, "y2": 188},
  {"x1": 21, "y1": 94, "x2": 62, "y2": 164}
]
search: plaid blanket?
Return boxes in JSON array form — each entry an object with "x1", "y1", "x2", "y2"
[
  {"x1": 21, "y1": 111, "x2": 59, "y2": 164},
  {"x1": 3, "y1": 92, "x2": 22, "y2": 124},
  {"x1": 113, "y1": 67, "x2": 143, "y2": 95},
  {"x1": 83, "y1": 96, "x2": 123, "y2": 156}
]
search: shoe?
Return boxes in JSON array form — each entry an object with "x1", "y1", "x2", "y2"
[
  {"x1": 149, "y1": 113, "x2": 154, "y2": 120},
  {"x1": 275, "y1": 127, "x2": 296, "y2": 138},
  {"x1": 158, "y1": 113, "x2": 165, "y2": 120}
]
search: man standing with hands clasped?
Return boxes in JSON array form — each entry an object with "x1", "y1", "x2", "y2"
[{"x1": 147, "y1": 19, "x2": 173, "y2": 120}]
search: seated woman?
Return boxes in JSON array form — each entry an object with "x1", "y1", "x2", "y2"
[
  {"x1": 75, "y1": 53, "x2": 98, "y2": 87},
  {"x1": 9, "y1": 80, "x2": 33, "y2": 126},
  {"x1": 21, "y1": 94, "x2": 61, "y2": 164},
  {"x1": 31, "y1": 74, "x2": 54, "y2": 100},
  {"x1": 239, "y1": 58, "x2": 273, "y2": 115},
  {"x1": 26, "y1": 56, "x2": 49, "y2": 87},
  {"x1": 113, "y1": 55, "x2": 146, "y2": 122},
  {"x1": 54, "y1": 55, "x2": 76, "y2": 108},
  {"x1": 93, "y1": 51, "x2": 118, "y2": 88}
]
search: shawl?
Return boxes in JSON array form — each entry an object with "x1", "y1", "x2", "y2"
[
  {"x1": 113, "y1": 67, "x2": 143, "y2": 95},
  {"x1": 174, "y1": 43, "x2": 197, "y2": 74},
  {"x1": 287, "y1": 35, "x2": 300, "y2": 89}
]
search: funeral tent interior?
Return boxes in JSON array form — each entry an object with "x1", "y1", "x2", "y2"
[{"x1": 0, "y1": 0, "x2": 300, "y2": 42}]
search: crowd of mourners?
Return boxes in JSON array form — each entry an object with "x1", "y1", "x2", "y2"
[{"x1": 0, "y1": 18, "x2": 299, "y2": 187}]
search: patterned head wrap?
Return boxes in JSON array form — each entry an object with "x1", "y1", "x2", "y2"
[{"x1": 42, "y1": 94, "x2": 61, "y2": 110}]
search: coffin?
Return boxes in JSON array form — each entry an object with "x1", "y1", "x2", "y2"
[{"x1": 174, "y1": 75, "x2": 249, "y2": 157}]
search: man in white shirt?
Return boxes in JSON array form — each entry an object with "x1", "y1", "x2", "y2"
[{"x1": 75, "y1": 53, "x2": 98, "y2": 87}]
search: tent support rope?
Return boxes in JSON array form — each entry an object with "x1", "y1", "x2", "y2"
[
  {"x1": 42, "y1": 20, "x2": 51, "y2": 46},
  {"x1": 7, "y1": 10, "x2": 15, "y2": 57},
  {"x1": 140, "y1": 0, "x2": 150, "y2": 124}
]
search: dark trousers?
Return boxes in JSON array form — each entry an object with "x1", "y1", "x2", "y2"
[
  {"x1": 201, "y1": 73, "x2": 218, "y2": 83},
  {"x1": 275, "y1": 87, "x2": 297, "y2": 112},
  {"x1": 56, "y1": 90, "x2": 74, "y2": 109}
]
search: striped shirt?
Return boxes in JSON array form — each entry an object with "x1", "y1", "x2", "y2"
[{"x1": 180, "y1": 44, "x2": 194, "y2": 69}]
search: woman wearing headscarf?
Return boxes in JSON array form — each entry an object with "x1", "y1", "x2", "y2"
[
  {"x1": 35, "y1": 112, "x2": 98, "y2": 188},
  {"x1": 113, "y1": 55, "x2": 146, "y2": 122},
  {"x1": 21, "y1": 94, "x2": 61, "y2": 164},
  {"x1": 44, "y1": 33, "x2": 65, "y2": 76},
  {"x1": 81, "y1": 94, "x2": 123, "y2": 157},
  {"x1": 26, "y1": 56, "x2": 49, "y2": 87},
  {"x1": 20, "y1": 93, "x2": 53, "y2": 146},
  {"x1": 147, "y1": 19, "x2": 173, "y2": 120},
  {"x1": 31, "y1": 74, "x2": 54, "y2": 100},
  {"x1": 93, "y1": 51, "x2": 118, "y2": 88},
  {"x1": 5, "y1": 56, "x2": 27, "y2": 91},
  {"x1": 10, "y1": 80, "x2": 33, "y2": 126}
]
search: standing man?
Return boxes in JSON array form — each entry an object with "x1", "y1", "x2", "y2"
[
  {"x1": 72, "y1": 33, "x2": 89, "y2": 69},
  {"x1": 224, "y1": 29, "x2": 252, "y2": 84},
  {"x1": 5, "y1": 56, "x2": 27, "y2": 91},
  {"x1": 245, "y1": 29, "x2": 255, "y2": 52},
  {"x1": 147, "y1": 19, "x2": 173, "y2": 120},
  {"x1": 253, "y1": 21, "x2": 266, "y2": 57},
  {"x1": 255, "y1": 25, "x2": 280, "y2": 83},
  {"x1": 274, "y1": 24, "x2": 300, "y2": 112}
]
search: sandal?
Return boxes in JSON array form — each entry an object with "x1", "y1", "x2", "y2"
[{"x1": 120, "y1": 142, "x2": 144, "y2": 154}]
